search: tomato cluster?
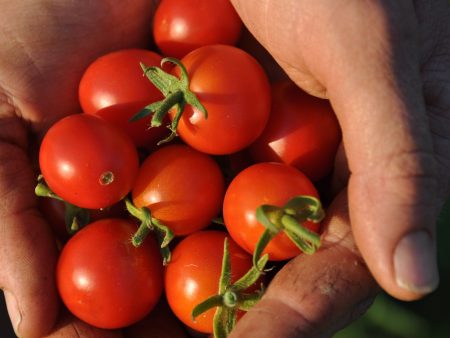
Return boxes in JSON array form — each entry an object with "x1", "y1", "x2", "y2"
[{"x1": 36, "y1": 0, "x2": 341, "y2": 336}]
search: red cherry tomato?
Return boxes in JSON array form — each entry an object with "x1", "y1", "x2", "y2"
[
  {"x1": 39, "y1": 114, "x2": 139, "y2": 209},
  {"x1": 171, "y1": 44, "x2": 271, "y2": 155},
  {"x1": 164, "y1": 231, "x2": 254, "y2": 333},
  {"x1": 79, "y1": 49, "x2": 167, "y2": 148},
  {"x1": 223, "y1": 162, "x2": 321, "y2": 261},
  {"x1": 132, "y1": 144, "x2": 225, "y2": 236},
  {"x1": 249, "y1": 81, "x2": 342, "y2": 181},
  {"x1": 56, "y1": 219, "x2": 164, "y2": 329},
  {"x1": 153, "y1": 0, "x2": 243, "y2": 59}
]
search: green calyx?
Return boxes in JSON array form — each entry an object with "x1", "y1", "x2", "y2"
[
  {"x1": 125, "y1": 198, "x2": 174, "y2": 265},
  {"x1": 254, "y1": 195, "x2": 325, "y2": 268},
  {"x1": 192, "y1": 238, "x2": 268, "y2": 338},
  {"x1": 129, "y1": 57, "x2": 207, "y2": 145},
  {"x1": 35, "y1": 175, "x2": 90, "y2": 234}
]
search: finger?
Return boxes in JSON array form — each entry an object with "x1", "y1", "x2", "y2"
[
  {"x1": 230, "y1": 191, "x2": 378, "y2": 338},
  {"x1": 43, "y1": 310, "x2": 123, "y2": 338},
  {"x1": 0, "y1": 121, "x2": 59, "y2": 337},
  {"x1": 231, "y1": 0, "x2": 440, "y2": 300},
  {"x1": 124, "y1": 298, "x2": 189, "y2": 338}
]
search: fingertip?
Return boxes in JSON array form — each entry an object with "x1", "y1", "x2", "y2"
[{"x1": 392, "y1": 230, "x2": 439, "y2": 300}]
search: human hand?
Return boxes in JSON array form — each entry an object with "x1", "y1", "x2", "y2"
[
  {"x1": 0, "y1": 1, "x2": 161, "y2": 337},
  {"x1": 229, "y1": 0, "x2": 450, "y2": 336}
]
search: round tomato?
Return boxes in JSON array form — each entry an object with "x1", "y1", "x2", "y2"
[
  {"x1": 79, "y1": 49, "x2": 168, "y2": 148},
  {"x1": 164, "y1": 231, "x2": 254, "y2": 333},
  {"x1": 39, "y1": 114, "x2": 139, "y2": 209},
  {"x1": 132, "y1": 144, "x2": 225, "y2": 236},
  {"x1": 56, "y1": 218, "x2": 163, "y2": 329},
  {"x1": 249, "y1": 81, "x2": 341, "y2": 182},
  {"x1": 153, "y1": 0, "x2": 243, "y2": 59},
  {"x1": 170, "y1": 44, "x2": 271, "y2": 155},
  {"x1": 223, "y1": 162, "x2": 321, "y2": 261}
]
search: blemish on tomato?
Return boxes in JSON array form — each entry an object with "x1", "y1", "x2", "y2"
[{"x1": 99, "y1": 171, "x2": 114, "y2": 185}]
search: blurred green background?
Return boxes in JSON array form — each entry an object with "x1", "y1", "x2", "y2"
[{"x1": 334, "y1": 198, "x2": 450, "y2": 338}]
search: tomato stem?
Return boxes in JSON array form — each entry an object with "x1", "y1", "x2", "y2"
[
  {"x1": 35, "y1": 175, "x2": 90, "y2": 234},
  {"x1": 129, "y1": 57, "x2": 207, "y2": 145},
  {"x1": 281, "y1": 214, "x2": 321, "y2": 254},
  {"x1": 125, "y1": 199, "x2": 174, "y2": 265},
  {"x1": 192, "y1": 238, "x2": 267, "y2": 338},
  {"x1": 35, "y1": 175, "x2": 64, "y2": 201},
  {"x1": 253, "y1": 195, "x2": 324, "y2": 266}
]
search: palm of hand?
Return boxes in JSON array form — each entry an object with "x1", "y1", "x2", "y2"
[{"x1": 0, "y1": 1, "x2": 157, "y2": 337}]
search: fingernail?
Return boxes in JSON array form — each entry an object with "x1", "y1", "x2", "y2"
[
  {"x1": 394, "y1": 230, "x2": 439, "y2": 294},
  {"x1": 3, "y1": 290, "x2": 22, "y2": 336}
]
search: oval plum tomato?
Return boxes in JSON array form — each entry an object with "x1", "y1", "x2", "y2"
[
  {"x1": 171, "y1": 44, "x2": 271, "y2": 155},
  {"x1": 79, "y1": 49, "x2": 167, "y2": 148},
  {"x1": 56, "y1": 218, "x2": 164, "y2": 329},
  {"x1": 164, "y1": 231, "x2": 254, "y2": 334},
  {"x1": 132, "y1": 144, "x2": 225, "y2": 236},
  {"x1": 223, "y1": 162, "x2": 321, "y2": 261},
  {"x1": 153, "y1": 0, "x2": 243, "y2": 59},
  {"x1": 39, "y1": 114, "x2": 139, "y2": 209},
  {"x1": 249, "y1": 81, "x2": 341, "y2": 182}
]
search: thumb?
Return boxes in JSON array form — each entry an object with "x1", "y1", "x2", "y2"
[
  {"x1": 231, "y1": 0, "x2": 439, "y2": 300},
  {"x1": 317, "y1": 1, "x2": 439, "y2": 300}
]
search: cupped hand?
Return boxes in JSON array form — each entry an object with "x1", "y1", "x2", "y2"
[
  {"x1": 0, "y1": 1, "x2": 159, "y2": 337},
  {"x1": 229, "y1": 0, "x2": 450, "y2": 336}
]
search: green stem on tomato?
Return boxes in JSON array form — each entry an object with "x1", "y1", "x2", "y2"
[
  {"x1": 35, "y1": 175, "x2": 90, "y2": 234},
  {"x1": 253, "y1": 195, "x2": 325, "y2": 268},
  {"x1": 281, "y1": 214, "x2": 321, "y2": 254},
  {"x1": 129, "y1": 57, "x2": 207, "y2": 145},
  {"x1": 192, "y1": 238, "x2": 268, "y2": 338},
  {"x1": 125, "y1": 198, "x2": 174, "y2": 265}
]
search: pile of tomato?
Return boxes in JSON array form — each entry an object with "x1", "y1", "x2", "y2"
[{"x1": 35, "y1": 1, "x2": 342, "y2": 337}]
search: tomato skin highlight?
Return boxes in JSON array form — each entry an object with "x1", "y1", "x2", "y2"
[
  {"x1": 223, "y1": 162, "x2": 321, "y2": 261},
  {"x1": 79, "y1": 49, "x2": 167, "y2": 148},
  {"x1": 249, "y1": 81, "x2": 342, "y2": 182},
  {"x1": 171, "y1": 44, "x2": 271, "y2": 155},
  {"x1": 164, "y1": 230, "x2": 254, "y2": 333},
  {"x1": 153, "y1": 0, "x2": 243, "y2": 59},
  {"x1": 132, "y1": 144, "x2": 225, "y2": 236},
  {"x1": 56, "y1": 219, "x2": 164, "y2": 329},
  {"x1": 39, "y1": 114, "x2": 139, "y2": 209}
]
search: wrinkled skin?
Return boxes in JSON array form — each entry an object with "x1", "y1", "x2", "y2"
[
  {"x1": 0, "y1": 0, "x2": 448, "y2": 337},
  {"x1": 229, "y1": 0, "x2": 450, "y2": 336}
]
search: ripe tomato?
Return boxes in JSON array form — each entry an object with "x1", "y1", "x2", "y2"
[
  {"x1": 56, "y1": 219, "x2": 164, "y2": 329},
  {"x1": 249, "y1": 81, "x2": 342, "y2": 182},
  {"x1": 223, "y1": 162, "x2": 321, "y2": 261},
  {"x1": 153, "y1": 0, "x2": 243, "y2": 59},
  {"x1": 164, "y1": 231, "x2": 254, "y2": 334},
  {"x1": 79, "y1": 49, "x2": 168, "y2": 148},
  {"x1": 132, "y1": 144, "x2": 225, "y2": 236},
  {"x1": 39, "y1": 114, "x2": 139, "y2": 209},
  {"x1": 170, "y1": 44, "x2": 271, "y2": 155}
]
